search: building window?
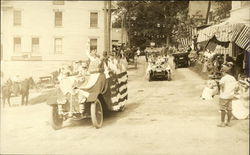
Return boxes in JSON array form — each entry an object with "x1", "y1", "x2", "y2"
[
  {"x1": 32, "y1": 38, "x2": 39, "y2": 53},
  {"x1": 14, "y1": 37, "x2": 21, "y2": 53},
  {"x1": 53, "y1": 1, "x2": 64, "y2": 5},
  {"x1": 13, "y1": 10, "x2": 21, "y2": 26},
  {"x1": 90, "y1": 12, "x2": 98, "y2": 28},
  {"x1": 55, "y1": 11, "x2": 62, "y2": 27},
  {"x1": 54, "y1": 38, "x2": 62, "y2": 54},
  {"x1": 90, "y1": 39, "x2": 97, "y2": 51}
]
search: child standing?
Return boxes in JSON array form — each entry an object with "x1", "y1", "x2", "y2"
[{"x1": 217, "y1": 65, "x2": 238, "y2": 127}]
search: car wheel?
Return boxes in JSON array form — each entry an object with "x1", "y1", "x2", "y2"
[
  {"x1": 91, "y1": 99, "x2": 103, "y2": 129},
  {"x1": 149, "y1": 73, "x2": 153, "y2": 81},
  {"x1": 50, "y1": 105, "x2": 63, "y2": 130},
  {"x1": 168, "y1": 75, "x2": 172, "y2": 81}
]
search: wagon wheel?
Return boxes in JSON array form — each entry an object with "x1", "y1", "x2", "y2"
[
  {"x1": 50, "y1": 105, "x2": 63, "y2": 130},
  {"x1": 91, "y1": 99, "x2": 103, "y2": 129}
]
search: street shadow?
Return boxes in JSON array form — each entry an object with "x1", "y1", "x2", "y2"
[
  {"x1": 28, "y1": 88, "x2": 56, "y2": 105},
  {"x1": 59, "y1": 101, "x2": 142, "y2": 129},
  {"x1": 171, "y1": 70, "x2": 186, "y2": 81},
  {"x1": 150, "y1": 78, "x2": 169, "y2": 82},
  {"x1": 62, "y1": 118, "x2": 92, "y2": 129},
  {"x1": 101, "y1": 101, "x2": 142, "y2": 127}
]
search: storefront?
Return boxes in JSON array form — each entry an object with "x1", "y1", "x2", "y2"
[{"x1": 197, "y1": 17, "x2": 249, "y2": 78}]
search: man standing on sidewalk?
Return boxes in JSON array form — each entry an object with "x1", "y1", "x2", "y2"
[{"x1": 217, "y1": 65, "x2": 238, "y2": 127}]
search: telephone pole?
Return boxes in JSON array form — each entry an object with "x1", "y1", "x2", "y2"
[
  {"x1": 107, "y1": 0, "x2": 112, "y2": 55},
  {"x1": 206, "y1": 0, "x2": 211, "y2": 24},
  {"x1": 104, "y1": 1, "x2": 107, "y2": 53}
]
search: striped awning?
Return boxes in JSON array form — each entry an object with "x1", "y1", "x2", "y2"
[
  {"x1": 197, "y1": 23, "x2": 245, "y2": 43},
  {"x1": 234, "y1": 25, "x2": 250, "y2": 52}
]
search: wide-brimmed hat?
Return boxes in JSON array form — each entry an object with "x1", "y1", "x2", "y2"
[
  {"x1": 221, "y1": 64, "x2": 231, "y2": 73},
  {"x1": 227, "y1": 62, "x2": 234, "y2": 67}
]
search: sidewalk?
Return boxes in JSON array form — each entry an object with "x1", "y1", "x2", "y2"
[{"x1": 189, "y1": 63, "x2": 209, "y2": 80}]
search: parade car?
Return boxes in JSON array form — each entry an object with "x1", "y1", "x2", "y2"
[
  {"x1": 172, "y1": 52, "x2": 190, "y2": 68},
  {"x1": 146, "y1": 50, "x2": 171, "y2": 81},
  {"x1": 47, "y1": 70, "x2": 128, "y2": 129}
]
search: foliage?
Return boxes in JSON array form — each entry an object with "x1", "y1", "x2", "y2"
[
  {"x1": 213, "y1": 1, "x2": 231, "y2": 22},
  {"x1": 113, "y1": 1, "x2": 189, "y2": 48}
]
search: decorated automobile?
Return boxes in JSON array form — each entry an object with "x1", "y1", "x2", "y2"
[
  {"x1": 47, "y1": 69, "x2": 128, "y2": 129},
  {"x1": 47, "y1": 48, "x2": 128, "y2": 129},
  {"x1": 172, "y1": 52, "x2": 190, "y2": 68},
  {"x1": 145, "y1": 49, "x2": 171, "y2": 81}
]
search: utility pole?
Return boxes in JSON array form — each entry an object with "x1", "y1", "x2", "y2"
[
  {"x1": 121, "y1": 13, "x2": 125, "y2": 45},
  {"x1": 127, "y1": 10, "x2": 130, "y2": 47},
  {"x1": 107, "y1": 0, "x2": 112, "y2": 55},
  {"x1": 206, "y1": 0, "x2": 211, "y2": 24},
  {"x1": 104, "y1": 1, "x2": 107, "y2": 53}
]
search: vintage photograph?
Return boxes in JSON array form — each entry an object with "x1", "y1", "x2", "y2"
[{"x1": 0, "y1": 0, "x2": 249, "y2": 154}]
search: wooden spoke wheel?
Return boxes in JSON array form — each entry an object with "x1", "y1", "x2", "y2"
[
  {"x1": 50, "y1": 105, "x2": 63, "y2": 130},
  {"x1": 91, "y1": 99, "x2": 103, "y2": 129}
]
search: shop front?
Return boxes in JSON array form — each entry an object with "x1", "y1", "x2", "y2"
[{"x1": 197, "y1": 18, "x2": 249, "y2": 79}]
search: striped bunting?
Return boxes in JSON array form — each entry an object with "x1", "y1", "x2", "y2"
[
  {"x1": 109, "y1": 71, "x2": 128, "y2": 111},
  {"x1": 235, "y1": 25, "x2": 250, "y2": 52}
]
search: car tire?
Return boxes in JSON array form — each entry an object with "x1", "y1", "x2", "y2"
[
  {"x1": 91, "y1": 99, "x2": 103, "y2": 129},
  {"x1": 149, "y1": 73, "x2": 153, "y2": 81},
  {"x1": 50, "y1": 105, "x2": 63, "y2": 130}
]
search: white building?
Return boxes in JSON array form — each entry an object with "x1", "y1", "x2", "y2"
[
  {"x1": 197, "y1": 1, "x2": 250, "y2": 56},
  {"x1": 230, "y1": 1, "x2": 250, "y2": 25},
  {"x1": 1, "y1": 0, "x2": 106, "y2": 80}
]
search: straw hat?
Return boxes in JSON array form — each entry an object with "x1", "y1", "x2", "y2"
[{"x1": 221, "y1": 64, "x2": 231, "y2": 73}]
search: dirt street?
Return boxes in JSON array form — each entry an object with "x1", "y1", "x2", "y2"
[{"x1": 0, "y1": 57, "x2": 249, "y2": 155}]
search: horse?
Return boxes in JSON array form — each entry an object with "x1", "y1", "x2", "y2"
[
  {"x1": 1, "y1": 79, "x2": 13, "y2": 108},
  {"x1": 20, "y1": 77, "x2": 35, "y2": 106}
]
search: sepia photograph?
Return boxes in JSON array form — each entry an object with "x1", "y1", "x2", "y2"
[{"x1": 0, "y1": 0, "x2": 249, "y2": 154}]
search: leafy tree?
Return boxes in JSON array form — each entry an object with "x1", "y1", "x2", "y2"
[
  {"x1": 113, "y1": 1, "x2": 189, "y2": 49},
  {"x1": 213, "y1": 1, "x2": 231, "y2": 23}
]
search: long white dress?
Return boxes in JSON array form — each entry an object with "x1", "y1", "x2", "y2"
[{"x1": 232, "y1": 81, "x2": 249, "y2": 119}]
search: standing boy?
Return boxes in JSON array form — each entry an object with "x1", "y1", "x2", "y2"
[{"x1": 217, "y1": 65, "x2": 238, "y2": 127}]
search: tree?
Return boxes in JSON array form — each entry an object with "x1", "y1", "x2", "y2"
[
  {"x1": 113, "y1": 1, "x2": 189, "y2": 49},
  {"x1": 213, "y1": 1, "x2": 231, "y2": 23}
]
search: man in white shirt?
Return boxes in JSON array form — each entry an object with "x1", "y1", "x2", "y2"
[
  {"x1": 136, "y1": 48, "x2": 141, "y2": 57},
  {"x1": 217, "y1": 65, "x2": 237, "y2": 127}
]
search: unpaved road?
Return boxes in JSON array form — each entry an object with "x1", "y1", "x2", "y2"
[{"x1": 1, "y1": 57, "x2": 249, "y2": 155}]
